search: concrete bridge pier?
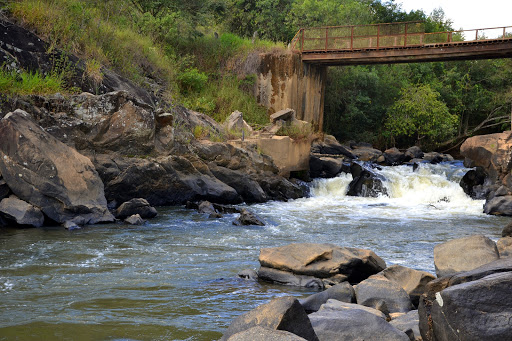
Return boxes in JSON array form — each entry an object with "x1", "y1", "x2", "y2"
[{"x1": 255, "y1": 52, "x2": 326, "y2": 131}]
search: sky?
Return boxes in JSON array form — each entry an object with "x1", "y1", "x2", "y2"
[{"x1": 398, "y1": 0, "x2": 512, "y2": 33}]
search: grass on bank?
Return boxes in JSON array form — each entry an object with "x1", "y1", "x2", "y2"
[{"x1": 0, "y1": 67, "x2": 65, "y2": 95}]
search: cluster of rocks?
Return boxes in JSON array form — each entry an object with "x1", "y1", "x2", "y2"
[
  {"x1": 460, "y1": 132, "x2": 512, "y2": 216},
  {"x1": 185, "y1": 200, "x2": 265, "y2": 226},
  {"x1": 225, "y1": 229, "x2": 512, "y2": 341},
  {"x1": 0, "y1": 91, "x2": 305, "y2": 229}
]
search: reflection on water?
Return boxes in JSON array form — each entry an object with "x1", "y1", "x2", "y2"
[{"x1": 0, "y1": 163, "x2": 508, "y2": 340}]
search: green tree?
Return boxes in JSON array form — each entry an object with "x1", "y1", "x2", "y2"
[{"x1": 384, "y1": 84, "x2": 458, "y2": 147}]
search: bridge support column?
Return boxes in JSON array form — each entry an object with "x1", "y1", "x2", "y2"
[{"x1": 255, "y1": 52, "x2": 326, "y2": 131}]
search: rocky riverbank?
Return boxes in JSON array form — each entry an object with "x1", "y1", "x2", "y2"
[
  {"x1": 223, "y1": 226, "x2": 512, "y2": 340},
  {"x1": 0, "y1": 92, "x2": 305, "y2": 228}
]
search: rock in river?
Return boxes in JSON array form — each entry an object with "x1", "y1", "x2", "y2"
[{"x1": 258, "y1": 243, "x2": 386, "y2": 287}]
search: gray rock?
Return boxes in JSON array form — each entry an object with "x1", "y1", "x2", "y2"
[
  {"x1": 115, "y1": 198, "x2": 157, "y2": 219},
  {"x1": 221, "y1": 296, "x2": 319, "y2": 341},
  {"x1": 497, "y1": 237, "x2": 512, "y2": 257},
  {"x1": 355, "y1": 276, "x2": 413, "y2": 314},
  {"x1": 405, "y1": 146, "x2": 424, "y2": 160},
  {"x1": 459, "y1": 167, "x2": 487, "y2": 199},
  {"x1": 430, "y1": 272, "x2": 512, "y2": 341},
  {"x1": 309, "y1": 156, "x2": 343, "y2": 179},
  {"x1": 390, "y1": 310, "x2": 421, "y2": 341},
  {"x1": 484, "y1": 195, "x2": 512, "y2": 215},
  {"x1": 317, "y1": 299, "x2": 387, "y2": 320},
  {"x1": 418, "y1": 258, "x2": 512, "y2": 341},
  {"x1": 227, "y1": 326, "x2": 307, "y2": 341},
  {"x1": 434, "y1": 235, "x2": 499, "y2": 278},
  {"x1": 0, "y1": 195, "x2": 44, "y2": 227},
  {"x1": 300, "y1": 282, "x2": 355, "y2": 313},
  {"x1": 238, "y1": 269, "x2": 258, "y2": 281},
  {"x1": 257, "y1": 267, "x2": 324, "y2": 289},
  {"x1": 347, "y1": 163, "x2": 388, "y2": 198},
  {"x1": 351, "y1": 147, "x2": 383, "y2": 162},
  {"x1": 377, "y1": 264, "x2": 435, "y2": 307},
  {"x1": 233, "y1": 209, "x2": 265, "y2": 226},
  {"x1": 0, "y1": 110, "x2": 114, "y2": 224},
  {"x1": 384, "y1": 147, "x2": 406, "y2": 165},
  {"x1": 124, "y1": 214, "x2": 145, "y2": 225},
  {"x1": 197, "y1": 200, "x2": 222, "y2": 218},
  {"x1": 309, "y1": 306, "x2": 410, "y2": 341},
  {"x1": 209, "y1": 164, "x2": 268, "y2": 203}
]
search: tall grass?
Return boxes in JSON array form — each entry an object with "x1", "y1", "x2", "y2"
[
  {"x1": 0, "y1": 68, "x2": 65, "y2": 95},
  {"x1": 8, "y1": 0, "x2": 177, "y2": 88}
]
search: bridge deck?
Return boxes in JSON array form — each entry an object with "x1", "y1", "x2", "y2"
[{"x1": 292, "y1": 23, "x2": 512, "y2": 65}]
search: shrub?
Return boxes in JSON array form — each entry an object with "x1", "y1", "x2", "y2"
[{"x1": 177, "y1": 68, "x2": 208, "y2": 94}]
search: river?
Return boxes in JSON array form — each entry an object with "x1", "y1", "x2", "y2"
[{"x1": 0, "y1": 162, "x2": 508, "y2": 340}]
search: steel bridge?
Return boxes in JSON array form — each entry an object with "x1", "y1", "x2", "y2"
[{"x1": 291, "y1": 22, "x2": 512, "y2": 65}]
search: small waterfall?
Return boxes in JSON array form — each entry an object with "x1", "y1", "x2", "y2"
[{"x1": 309, "y1": 162, "x2": 484, "y2": 218}]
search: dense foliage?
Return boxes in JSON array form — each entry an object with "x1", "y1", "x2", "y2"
[{"x1": 3, "y1": 0, "x2": 512, "y2": 148}]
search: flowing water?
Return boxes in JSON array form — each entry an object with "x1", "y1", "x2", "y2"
[{"x1": 0, "y1": 162, "x2": 508, "y2": 340}]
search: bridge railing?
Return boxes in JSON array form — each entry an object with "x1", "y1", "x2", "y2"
[{"x1": 291, "y1": 22, "x2": 512, "y2": 53}]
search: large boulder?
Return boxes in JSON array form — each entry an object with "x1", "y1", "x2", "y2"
[
  {"x1": 308, "y1": 156, "x2": 343, "y2": 179},
  {"x1": 424, "y1": 272, "x2": 512, "y2": 341},
  {"x1": 114, "y1": 198, "x2": 157, "y2": 219},
  {"x1": 221, "y1": 296, "x2": 319, "y2": 341},
  {"x1": 460, "y1": 131, "x2": 512, "y2": 181},
  {"x1": 309, "y1": 303, "x2": 410, "y2": 341},
  {"x1": 0, "y1": 110, "x2": 113, "y2": 224},
  {"x1": 209, "y1": 164, "x2": 268, "y2": 203},
  {"x1": 227, "y1": 326, "x2": 307, "y2": 341},
  {"x1": 384, "y1": 147, "x2": 407, "y2": 166},
  {"x1": 0, "y1": 195, "x2": 44, "y2": 227},
  {"x1": 310, "y1": 141, "x2": 355, "y2": 159},
  {"x1": 405, "y1": 146, "x2": 424, "y2": 160},
  {"x1": 418, "y1": 258, "x2": 512, "y2": 341},
  {"x1": 347, "y1": 163, "x2": 388, "y2": 197},
  {"x1": 433, "y1": 235, "x2": 500, "y2": 278},
  {"x1": 300, "y1": 282, "x2": 355, "y2": 313},
  {"x1": 355, "y1": 276, "x2": 413, "y2": 314},
  {"x1": 377, "y1": 264, "x2": 435, "y2": 307},
  {"x1": 351, "y1": 146, "x2": 383, "y2": 162},
  {"x1": 93, "y1": 154, "x2": 243, "y2": 206},
  {"x1": 259, "y1": 243, "x2": 386, "y2": 286},
  {"x1": 459, "y1": 167, "x2": 488, "y2": 199},
  {"x1": 484, "y1": 195, "x2": 512, "y2": 215}
]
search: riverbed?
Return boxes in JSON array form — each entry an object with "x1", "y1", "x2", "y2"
[{"x1": 0, "y1": 162, "x2": 508, "y2": 340}]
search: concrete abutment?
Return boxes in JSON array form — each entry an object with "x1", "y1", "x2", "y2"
[{"x1": 255, "y1": 52, "x2": 326, "y2": 131}]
